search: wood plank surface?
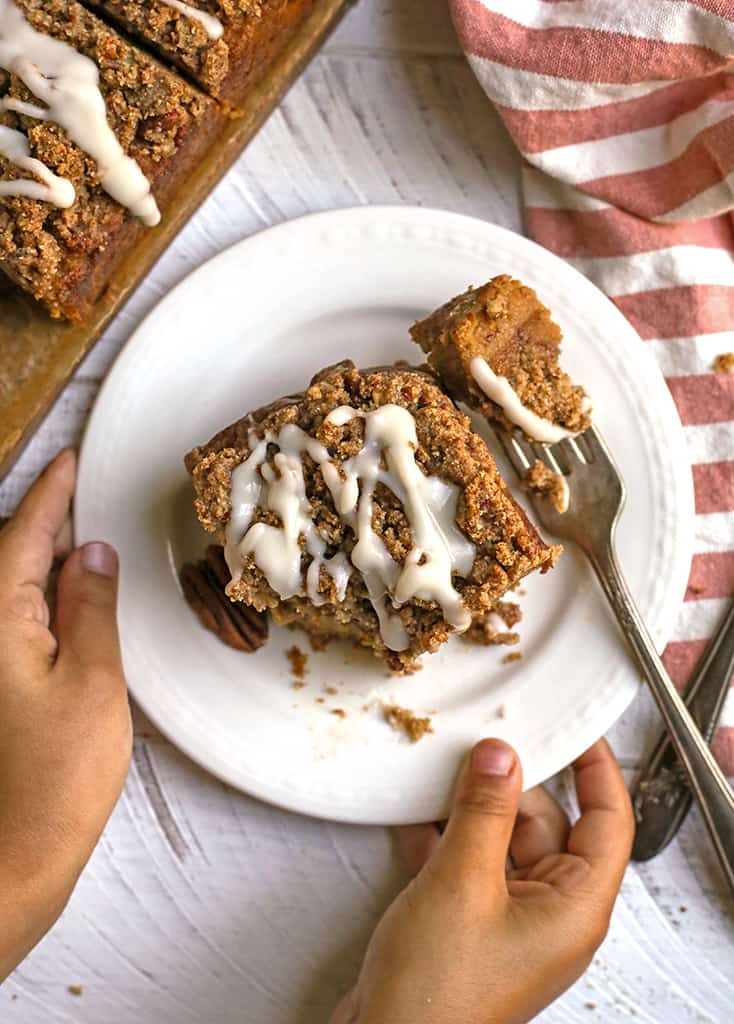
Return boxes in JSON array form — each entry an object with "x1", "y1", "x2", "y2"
[{"x1": 0, "y1": 2, "x2": 732, "y2": 1020}]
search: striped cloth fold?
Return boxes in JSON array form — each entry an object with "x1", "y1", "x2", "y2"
[{"x1": 450, "y1": 0, "x2": 734, "y2": 773}]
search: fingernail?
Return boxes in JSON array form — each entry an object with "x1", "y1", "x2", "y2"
[
  {"x1": 81, "y1": 542, "x2": 117, "y2": 577},
  {"x1": 472, "y1": 739, "x2": 515, "y2": 777}
]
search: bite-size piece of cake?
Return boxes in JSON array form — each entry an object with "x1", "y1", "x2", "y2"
[
  {"x1": 185, "y1": 361, "x2": 560, "y2": 673},
  {"x1": 410, "y1": 275, "x2": 591, "y2": 443}
]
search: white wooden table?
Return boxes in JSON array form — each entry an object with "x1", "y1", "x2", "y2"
[{"x1": 2, "y1": 2, "x2": 733, "y2": 1020}]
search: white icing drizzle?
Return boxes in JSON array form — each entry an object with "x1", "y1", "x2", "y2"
[
  {"x1": 159, "y1": 0, "x2": 224, "y2": 40},
  {"x1": 0, "y1": 124, "x2": 74, "y2": 206},
  {"x1": 470, "y1": 355, "x2": 587, "y2": 444},
  {"x1": 225, "y1": 425, "x2": 352, "y2": 605},
  {"x1": 0, "y1": 0, "x2": 160, "y2": 224},
  {"x1": 224, "y1": 405, "x2": 476, "y2": 652}
]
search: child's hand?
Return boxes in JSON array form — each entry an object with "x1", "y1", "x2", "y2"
[
  {"x1": 0, "y1": 451, "x2": 132, "y2": 981},
  {"x1": 331, "y1": 737, "x2": 633, "y2": 1024}
]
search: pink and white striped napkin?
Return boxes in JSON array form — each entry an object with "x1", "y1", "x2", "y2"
[{"x1": 449, "y1": 0, "x2": 734, "y2": 773}]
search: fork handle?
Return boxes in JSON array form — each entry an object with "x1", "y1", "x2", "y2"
[
  {"x1": 588, "y1": 540, "x2": 734, "y2": 893},
  {"x1": 632, "y1": 599, "x2": 734, "y2": 862}
]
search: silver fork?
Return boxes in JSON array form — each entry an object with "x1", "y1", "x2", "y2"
[{"x1": 494, "y1": 423, "x2": 734, "y2": 893}]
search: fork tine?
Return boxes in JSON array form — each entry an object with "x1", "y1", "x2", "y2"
[
  {"x1": 556, "y1": 437, "x2": 584, "y2": 470},
  {"x1": 492, "y1": 428, "x2": 531, "y2": 477},
  {"x1": 581, "y1": 424, "x2": 614, "y2": 464},
  {"x1": 512, "y1": 432, "x2": 537, "y2": 468},
  {"x1": 534, "y1": 442, "x2": 565, "y2": 477}
]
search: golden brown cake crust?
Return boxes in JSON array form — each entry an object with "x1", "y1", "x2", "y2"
[
  {"x1": 85, "y1": 0, "x2": 316, "y2": 103},
  {"x1": 186, "y1": 360, "x2": 560, "y2": 673},
  {"x1": 0, "y1": 0, "x2": 224, "y2": 319},
  {"x1": 409, "y1": 275, "x2": 590, "y2": 436}
]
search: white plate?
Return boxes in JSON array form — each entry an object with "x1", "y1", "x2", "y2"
[{"x1": 76, "y1": 206, "x2": 693, "y2": 825}]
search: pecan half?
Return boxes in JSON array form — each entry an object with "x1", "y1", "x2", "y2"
[{"x1": 179, "y1": 546, "x2": 268, "y2": 653}]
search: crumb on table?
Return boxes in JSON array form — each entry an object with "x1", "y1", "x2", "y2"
[
  {"x1": 713, "y1": 352, "x2": 734, "y2": 374},
  {"x1": 502, "y1": 652, "x2": 523, "y2": 665},
  {"x1": 286, "y1": 645, "x2": 308, "y2": 679},
  {"x1": 325, "y1": 686, "x2": 338, "y2": 695},
  {"x1": 384, "y1": 704, "x2": 434, "y2": 742},
  {"x1": 292, "y1": 681, "x2": 306, "y2": 690},
  {"x1": 67, "y1": 986, "x2": 83, "y2": 997},
  {"x1": 331, "y1": 708, "x2": 347, "y2": 719}
]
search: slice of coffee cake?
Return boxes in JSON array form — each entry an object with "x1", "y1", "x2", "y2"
[{"x1": 185, "y1": 361, "x2": 559, "y2": 673}]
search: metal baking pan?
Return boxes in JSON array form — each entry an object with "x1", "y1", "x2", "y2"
[{"x1": 0, "y1": 0, "x2": 353, "y2": 479}]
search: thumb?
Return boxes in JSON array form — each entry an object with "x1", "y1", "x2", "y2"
[
  {"x1": 55, "y1": 542, "x2": 123, "y2": 680},
  {"x1": 329, "y1": 989, "x2": 358, "y2": 1024},
  {"x1": 433, "y1": 738, "x2": 523, "y2": 891}
]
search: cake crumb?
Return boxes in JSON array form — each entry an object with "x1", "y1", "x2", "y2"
[
  {"x1": 68, "y1": 986, "x2": 83, "y2": 997},
  {"x1": 316, "y1": 697, "x2": 325, "y2": 704},
  {"x1": 293, "y1": 681, "x2": 306, "y2": 690},
  {"x1": 465, "y1": 601, "x2": 522, "y2": 647},
  {"x1": 497, "y1": 702, "x2": 509, "y2": 719},
  {"x1": 325, "y1": 686, "x2": 338, "y2": 695},
  {"x1": 585, "y1": 1003, "x2": 597, "y2": 1011},
  {"x1": 713, "y1": 352, "x2": 734, "y2": 374},
  {"x1": 361, "y1": 704, "x2": 370, "y2": 712},
  {"x1": 524, "y1": 460, "x2": 569, "y2": 513},
  {"x1": 286, "y1": 645, "x2": 308, "y2": 679},
  {"x1": 384, "y1": 704, "x2": 434, "y2": 742},
  {"x1": 502, "y1": 652, "x2": 523, "y2": 665},
  {"x1": 308, "y1": 632, "x2": 330, "y2": 652},
  {"x1": 496, "y1": 601, "x2": 521, "y2": 628},
  {"x1": 331, "y1": 708, "x2": 347, "y2": 719}
]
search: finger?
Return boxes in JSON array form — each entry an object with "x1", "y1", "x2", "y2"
[
  {"x1": 509, "y1": 785, "x2": 571, "y2": 872},
  {"x1": 54, "y1": 542, "x2": 124, "y2": 681},
  {"x1": 568, "y1": 739, "x2": 634, "y2": 889},
  {"x1": 329, "y1": 989, "x2": 358, "y2": 1024},
  {"x1": 395, "y1": 823, "x2": 441, "y2": 876},
  {"x1": 54, "y1": 516, "x2": 74, "y2": 560},
  {"x1": 432, "y1": 738, "x2": 523, "y2": 893},
  {"x1": 0, "y1": 450, "x2": 76, "y2": 595}
]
